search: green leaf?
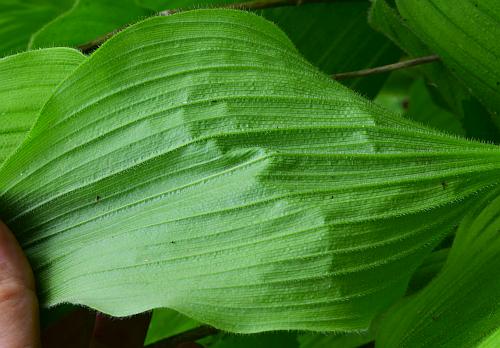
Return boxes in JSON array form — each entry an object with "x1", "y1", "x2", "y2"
[
  {"x1": 478, "y1": 329, "x2": 500, "y2": 348},
  {"x1": 298, "y1": 331, "x2": 372, "y2": 348},
  {"x1": 0, "y1": 0, "x2": 75, "y2": 56},
  {"x1": 369, "y1": 0, "x2": 467, "y2": 114},
  {"x1": 405, "y1": 247, "x2": 448, "y2": 295},
  {"x1": 29, "y1": 0, "x2": 151, "y2": 49},
  {"x1": 406, "y1": 78, "x2": 464, "y2": 137},
  {"x1": 0, "y1": 48, "x2": 86, "y2": 165},
  {"x1": 257, "y1": 1, "x2": 402, "y2": 98},
  {"x1": 0, "y1": 9, "x2": 499, "y2": 333},
  {"x1": 139, "y1": 0, "x2": 402, "y2": 97},
  {"x1": 396, "y1": 0, "x2": 500, "y2": 122},
  {"x1": 145, "y1": 308, "x2": 199, "y2": 345},
  {"x1": 376, "y1": 186, "x2": 500, "y2": 348},
  {"x1": 370, "y1": 0, "x2": 500, "y2": 142},
  {"x1": 135, "y1": 0, "x2": 236, "y2": 11}
]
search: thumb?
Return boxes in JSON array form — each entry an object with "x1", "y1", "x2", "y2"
[{"x1": 0, "y1": 220, "x2": 40, "y2": 348}]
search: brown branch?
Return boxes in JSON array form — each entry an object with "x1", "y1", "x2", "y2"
[
  {"x1": 79, "y1": 0, "x2": 337, "y2": 53},
  {"x1": 332, "y1": 54, "x2": 441, "y2": 80},
  {"x1": 145, "y1": 325, "x2": 219, "y2": 348}
]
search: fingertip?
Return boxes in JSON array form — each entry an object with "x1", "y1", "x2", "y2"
[
  {"x1": 0, "y1": 220, "x2": 40, "y2": 348},
  {"x1": 0, "y1": 220, "x2": 35, "y2": 290}
]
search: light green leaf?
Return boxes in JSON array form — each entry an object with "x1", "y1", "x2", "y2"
[
  {"x1": 139, "y1": 0, "x2": 402, "y2": 97},
  {"x1": 396, "y1": 0, "x2": 500, "y2": 121},
  {"x1": 145, "y1": 308, "x2": 199, "y2": 345},
  {"x1": 135, "y1": 0, "x2": 235, "y2": 11},
  {"x1": 29, "y1": 0, "x2": 150, "y2": 49},
  {"x1": 376, "y1": 186, "x2": 500, "y2": 347},
  {"x1": 0, "y1": 48, "x2": 86, "y2": 165},
  {"x1": 1, "y1": 9, "x2": 500, "y2": 333},
  {"x1": 0, "y1": 0, "x2": 75, "y2": 56},
  {"x1": 478, "y1": 329, "x2": 500, "y2": 348}
]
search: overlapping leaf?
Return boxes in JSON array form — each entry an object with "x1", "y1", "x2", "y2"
[
  {"x1": 369, "y1": 0, "x2": 464, "y2": 113},
  {"x1": 376, "y1": 186, "x2": 500, "y2": 347},
  {"x1": 0, "y1": 48, "x2": 86, "y2": 165},
  {"x1": 396, "y1": 0, "x2": 500, "y2": 122},
  {"x1": 0, "y1": 10, "x2": 499, "y2": 333},
  {"x1": 370, "y1": 0, "x2": 500, "y2": 142}
]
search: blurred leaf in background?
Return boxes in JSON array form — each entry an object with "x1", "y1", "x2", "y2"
[
  {"x1": 0, "y1": 0, "x2": 74, "y2": 56},
  {"x1": 377, "y1": 186, "x2": 500, "y2": 348},
  {"x1": 29, "y1": 0, "x2": 151, "y2": 49},
  {"x1": 369, "y1": 0, "x2": 500, "y2": 143}
]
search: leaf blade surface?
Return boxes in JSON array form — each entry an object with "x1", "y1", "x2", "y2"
[{"x1": 0, "y1": 48, "x2": 86, "y2": 165}]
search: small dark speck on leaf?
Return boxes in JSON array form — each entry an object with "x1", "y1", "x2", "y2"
[
  {"x1": 331, "y1": 196, "x2": 334, "y2": 199},
  {"x1": 496, "y1": 81, "x2": 500, "y2": 87},
  {"x1": 210, "y1": 100, "x2": 217, "y2": 104},
  {"x1": 171, "y1": 241, "x2": 175, "y2": 244},
  {"x1": 96, "y1": 195, "x2": 101, "y2": 202},
  {"x1": 441, "y1": 181, "x2": 448, "y2": 190}
]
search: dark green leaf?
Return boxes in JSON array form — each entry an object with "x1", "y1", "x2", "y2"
[
  {"x1": 29, "y1": 0, "x2": 151, "y2": 49},
  {"x1": 396, "y1": 0, "x2": 500, "y2": 123},
  {"x1": 377, "y1": 186, "x2": 500, "y2": 347},
  {"x1": 370, "y1": 0, "x2": 500, "y2": 142},
  {"x1": 0, "y1": 0, "x2": 74, "y2": 56}
]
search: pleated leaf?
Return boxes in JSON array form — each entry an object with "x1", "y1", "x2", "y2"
[
  {"x1": 0, "y1": 48, "x2": 86, "y2": 165},
  {"x1": 396, "y1": 0, "x2": 500, "y2": 120},
  {"x1": 139, "y1": 0, "x2": 402, "y2": 97},
  {"x1": 0, "y1": 10, "x2": 500, "y2": 333},
  {"x1": 376, "y1": 186, "x2": 500, "y2": 347},
  {"x1": 370, "y1": 0, "x2": 500, "y2": 142}
]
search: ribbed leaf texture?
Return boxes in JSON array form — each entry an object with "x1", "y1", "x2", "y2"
[
  {"x1": 0, "y1": 10, "x2": 499, "y2": 333},
  {"x1": 396, "y1": 0, "x2": 500, "y2": 120},
  {"x1": 377, "y1": 186, "x2": 500, "y2": 347},
  {"x1": 0, "y1": 48, "x2": 86, "y2": 164}
]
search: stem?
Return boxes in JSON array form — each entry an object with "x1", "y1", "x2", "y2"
[
  {"x1": 146, "y1": 326, "x2": 219, "y2": 348},
  {"x1": 332, "y1": 55, "x2": 441, "y2": 80},
  {"x1": 79, "y1": 0, "x2": 337, "y2": 53}
]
